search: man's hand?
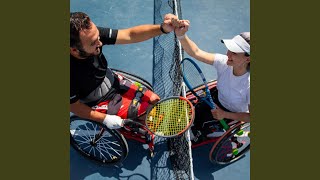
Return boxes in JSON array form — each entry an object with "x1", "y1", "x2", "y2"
[
  {"x1": 103, "y1": 115, "x2": 124, "y2": 129},
  {"x1": 161, "y1": 13, "x2": 178, "y2": 33}
]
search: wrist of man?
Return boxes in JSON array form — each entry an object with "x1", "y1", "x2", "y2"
[{"x1": 160, "y1": 23, "x2": 169, "y2": 34}]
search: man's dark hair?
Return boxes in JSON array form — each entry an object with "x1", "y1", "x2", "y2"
[{"x1": 70, "y1": 12, "x2": 92, "y2": 49}]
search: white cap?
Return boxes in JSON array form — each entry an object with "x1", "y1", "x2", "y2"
[{"x1": 221, "y1": 35, "x2": 250, "y2": 55}]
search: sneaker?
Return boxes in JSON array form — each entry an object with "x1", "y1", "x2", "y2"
[
  {"x1": 190, "y1": 129, "x2": 205, "y2": 143},
  {"x1": 190, "y1": 126, "x2": 200, "y2": 141},
  {"x1": 206, "y1": 129, "x2": 226, "y2": 138}
]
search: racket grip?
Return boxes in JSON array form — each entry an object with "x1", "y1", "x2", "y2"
[
  {"x1": 220, "y1": 119, "x2": 229, "y2": 130},
  {"x1": 123, "y1": 119, "x2": 134, "y2": 125}
]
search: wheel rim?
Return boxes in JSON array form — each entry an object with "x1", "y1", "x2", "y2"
[
  {"x1": 211, "y1": 123, "x2": 250, "y2": 164},
  {"x1": 70, "y1": 119, "x2": 127, "y2": 164}
]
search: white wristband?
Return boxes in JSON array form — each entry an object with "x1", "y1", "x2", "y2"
[{"x1": 176, "y1": 34, "x2": 186, "y2": 40}]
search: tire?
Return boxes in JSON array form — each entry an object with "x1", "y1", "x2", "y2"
[
  {"x1": 70, "y1": 116, "x2": 129, "y2": 165},
  {"x1": 209, "y1": 122, "x2": 250, "y2": 165}
]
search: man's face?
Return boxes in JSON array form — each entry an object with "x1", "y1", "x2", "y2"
[{"x1": 78, "y1": 22, "x2": 103, "y2": 58}]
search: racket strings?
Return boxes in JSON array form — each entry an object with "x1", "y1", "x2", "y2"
[
  {"x1": 181, "y1": 60, "x2": 204, "y2": 90},
  {"x1": 146, "y1": 99, "x2": 193, "y2": 136}
]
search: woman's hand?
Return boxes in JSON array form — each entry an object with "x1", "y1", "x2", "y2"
[
  {"x1": 211, "y1": 105, "x2": 226, "y2": 120},
  {"x1": 173, "y1": 19, "x2": 190, "y2": 37}
]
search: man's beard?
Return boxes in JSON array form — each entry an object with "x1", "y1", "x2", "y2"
[{"x1": 78, "y1": 47, "x2": 100, "y2": 58}]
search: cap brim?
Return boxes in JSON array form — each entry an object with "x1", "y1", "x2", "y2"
[{"x1": 221, "y1": 39, "x2": 245, "y2": 53}]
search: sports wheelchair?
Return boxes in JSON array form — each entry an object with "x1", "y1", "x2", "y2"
[{"x1": 70, "y1": 70, "x2": 250, "y2": 165}]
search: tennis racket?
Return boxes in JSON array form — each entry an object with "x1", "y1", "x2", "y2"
[
  {"x1": 180, "y1": 58, "x2": 229, "y2": 130},
  {"x1": 123, "y1": 96, "x2": 194, "y2": 138}
]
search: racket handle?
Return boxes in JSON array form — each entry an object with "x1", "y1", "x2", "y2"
[
  {"x1": 207, "y1": 101, "x2": 229, "y2": 130},
  {"x1": 123, "y1": 119, "x2": 145, "y2": 128},
  {"x1": 123, "y1": 119, "x2": 129, "y2": 125},
  {"x1": 220, "y1": 119, "x2": 229, "y2": 130},
  {"x1": 123, "y1": 119, "x2": 135, "y2": 125}
]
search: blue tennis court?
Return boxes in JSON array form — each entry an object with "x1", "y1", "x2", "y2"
[{"x1": 70, "y1": 0, "x2": 250, "y2": 179}]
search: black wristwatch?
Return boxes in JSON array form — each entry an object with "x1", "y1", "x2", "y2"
[{"x1": 160, "y1": 23, "x2": 169, "y2": 34}]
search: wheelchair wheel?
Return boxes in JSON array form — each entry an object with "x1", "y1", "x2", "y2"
[
  {"x1": 111, "y1": 68, "x2": 153, "y2": 91},
  {"x1": 70, "y1": 116, "x2": 129, "y2": 165},
  {"x1": 209, "y1": 122, "x2": 250, "y2": 165}
]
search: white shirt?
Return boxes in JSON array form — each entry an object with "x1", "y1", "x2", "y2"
[{"x1": 213, "y1": 54, "x2": 250, "y2": 113}]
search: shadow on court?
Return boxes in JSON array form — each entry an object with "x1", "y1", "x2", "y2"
[
  {"x1": 192, "y1": 143, "x2": 245, "y2": 180},
  {"x1": 70, "y1": 140, "x2": 150, "y2": 180}
]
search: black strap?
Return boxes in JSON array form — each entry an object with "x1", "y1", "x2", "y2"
[
  {"x1": 160, "y1": 23, "x2": 169, "y2": 34},
  {"x1": 106, "y1": 94, "x2": 123, "y2": 115},
  {"x1": 127, "y1": 86, "x2": 147, "y2": 119},
  {"x1": 127, "y1": 99, "x2": 140, "y2": 119}
]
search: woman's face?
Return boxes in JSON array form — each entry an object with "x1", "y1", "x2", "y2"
[{"x1": 226, "y1": 50, "x2": 250, "y2": 68}]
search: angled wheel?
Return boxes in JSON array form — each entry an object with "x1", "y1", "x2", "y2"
[
  {"x1": 70, "y1": 116, "x2": 129, "y2": 165},
  {"x1": 111, "y1": 68, "x2": 154, "y2": 91},
  {"x1": 209, "y1": 122, "x2": 250, "y2": 165}
]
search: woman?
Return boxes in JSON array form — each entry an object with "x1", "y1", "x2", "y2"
[{"x1": 173, "y1": 19, "x2": 250, "y2": 138}]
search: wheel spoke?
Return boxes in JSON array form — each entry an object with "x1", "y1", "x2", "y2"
[
  {"x1": 70, "y1": 118, "x2": 127, "y2": 164},
  {"x1": 210, "y1": 122, "x2": 250, "y2": 164}
]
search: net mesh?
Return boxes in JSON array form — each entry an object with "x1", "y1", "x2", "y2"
[{"x1": 152, "y1": 0, "x2": 193, "y2": 179}]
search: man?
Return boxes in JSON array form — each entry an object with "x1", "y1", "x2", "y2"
[{"x1": 70, "y1": 12, "x2": 177, "y2": 129}]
